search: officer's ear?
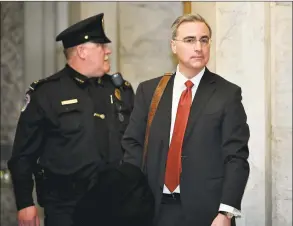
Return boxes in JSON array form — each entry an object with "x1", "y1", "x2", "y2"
[{"x1": 76, "y1": 44, "x2": 87, "y2": 60}]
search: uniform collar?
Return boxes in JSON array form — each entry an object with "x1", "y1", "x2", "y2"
[{"x1": 65, "y1": 64, "x2": 104, "y2": 86}]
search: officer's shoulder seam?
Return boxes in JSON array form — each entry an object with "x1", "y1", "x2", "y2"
[{"x1": 27, "y1": 74, "x2": 61, "y2": 93}]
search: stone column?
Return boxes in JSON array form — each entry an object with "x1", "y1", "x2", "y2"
[
  {"x1": 118, "y1": 2, "x2": 183, "y2": 90},
  {"x1": 214, "y1": 4, "x2": 270, "y2": 226},
  {"x1": 24, "y1": 2, "x2": 59, "y2": 87},
  {"x1": 270, "y1": 3, "x2": 292, "y2": 226},
  {"x1": 56, "y1": 2, "x2": 69, "y2": 71},
  {"x1": 191, "y1": 2, "x2": 292, "y2": 226},
  {"x1": 1, "y1": 2, "x2": 24, "y2": 147},
  {"x1": 1, "y1": 3, "x2": 24, "y2": 226}
]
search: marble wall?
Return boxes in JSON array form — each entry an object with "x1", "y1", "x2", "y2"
[
  {"x1": 118, "y1": 2, "x2": 182, "y2": 89},
  {"x1": 270, "y1": 3, "x2": 292, "y2": 226},
  {"x1": 1, "y1": 2, "x2": 24, "y2": 149},
  {"x1": 1, "y1": 2, "x2": 24, "y2": 226},
  {"x1": 191, "y1": 2, "x2": 292, "y2": 226}
]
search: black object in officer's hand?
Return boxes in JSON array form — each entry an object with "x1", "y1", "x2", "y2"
[
  {"x1": 33, "y1": 162, "x2": 46, "y2": 207},
  {"x1": 73, "y1": 163, "x2": 155, "y2": 226},
  {"x1": 111, "y1": 73, "x2": 124, "y2": 88}
]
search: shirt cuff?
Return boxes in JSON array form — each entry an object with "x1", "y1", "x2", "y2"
[{"x1": 219, "y1": 203, "x2": 241, "y2": 217}]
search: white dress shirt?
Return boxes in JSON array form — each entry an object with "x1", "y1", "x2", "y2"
[{"x1": 162, "y1": 65, "x2": 241, "y2": 217}]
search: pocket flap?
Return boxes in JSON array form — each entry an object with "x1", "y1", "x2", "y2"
[{"x1": 56, "y1": 102, "x2": 81, "y2": 114}]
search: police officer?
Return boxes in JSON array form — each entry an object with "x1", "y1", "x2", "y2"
[{"x1": 8, "y1": 13, "x2": 134, "y2": 226}]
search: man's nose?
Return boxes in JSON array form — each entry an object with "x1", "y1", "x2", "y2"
[
  {"x1": 193, "y1": 40, "x2": 202, "y2": 51},
  {"x1": 105, "y1": 45, "x2": 112, "y2": 55}
]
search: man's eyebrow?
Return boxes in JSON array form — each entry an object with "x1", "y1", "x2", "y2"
[
  {"x1": 182, "y1": 36, "x2": 196, "y2": 39},
  {"x1": 199, "y1": 35, "x2": 210, "y2": 39},
  {"x1": 182, "y1": 35, "x2": 210, "y2": 40}
]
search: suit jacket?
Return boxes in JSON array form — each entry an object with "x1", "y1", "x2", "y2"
[{"x1": 122, "y1": 68, "x2": 250, "y2": 226}]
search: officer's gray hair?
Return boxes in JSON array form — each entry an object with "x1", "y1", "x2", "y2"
[
  {"x1": 63, "y1": 47, "x2": 75, "y2": 60},
  {"x1": 171, "y1": 14, "x2": 212, "y2": 40}
]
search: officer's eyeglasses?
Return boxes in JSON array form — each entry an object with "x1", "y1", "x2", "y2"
[{"x1": 173, "y1": 36, "x2": 211, "y2": 47}]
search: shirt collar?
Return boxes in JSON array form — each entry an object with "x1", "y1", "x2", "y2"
[{"x1": 174, "y1": 65, "x2": 205, "y2": 89}]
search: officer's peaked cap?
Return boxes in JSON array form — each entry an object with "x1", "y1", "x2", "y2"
[{"x1": 56, "y1": 13, "x2": 111, "y2": 49}]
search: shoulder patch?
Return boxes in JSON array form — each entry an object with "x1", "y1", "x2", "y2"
[{"x1": 21, "y1": 93, "x2": 31, "y2": 112}]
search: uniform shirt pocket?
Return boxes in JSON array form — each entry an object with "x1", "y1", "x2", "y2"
[{"x1": 56, "y1": 104, "x2": 83, "y2": 133}]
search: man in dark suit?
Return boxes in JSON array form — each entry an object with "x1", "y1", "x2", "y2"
[{"x1": 121, "y1": 14, "x2": 250, "y2": 226}]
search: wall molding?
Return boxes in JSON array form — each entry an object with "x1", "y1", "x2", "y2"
[{"x1": 183, "y1": 1, "x2": 191, "y2": 14}]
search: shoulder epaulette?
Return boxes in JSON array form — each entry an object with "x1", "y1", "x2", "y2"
[
  {"x1": 28, "y1": 74, "x2": 60, "y2": 93},
  {"x1": 123, "y1": 80, "x2": 133, "y2": 89},
  {"x1": 164, "y1": 72, "x2": 173, "y2": 77}
]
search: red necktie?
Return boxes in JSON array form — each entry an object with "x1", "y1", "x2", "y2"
[{"x1": 164, "y1": 80, "x2": 194, "y2": 192}]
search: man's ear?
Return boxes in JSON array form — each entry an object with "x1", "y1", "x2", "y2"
[
  {"x1": 76, "y1": 44, "x2": 87, "y2": 59},
  {"x1": 171, "y1": 40, "x2": 176, "y2": 54}
]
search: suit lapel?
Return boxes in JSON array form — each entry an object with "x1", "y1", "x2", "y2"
[{"x1": 184, "y1": 68, "x2": 216, "y2": 142}]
